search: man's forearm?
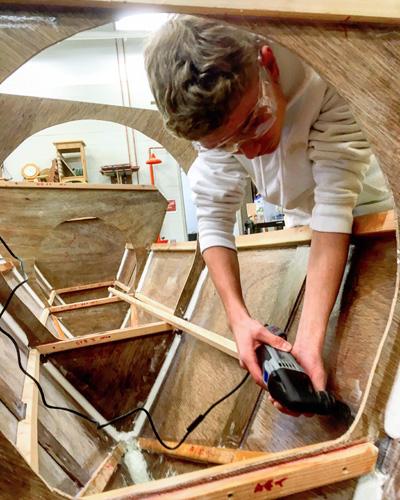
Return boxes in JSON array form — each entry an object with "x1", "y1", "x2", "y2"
[
  {"x1": 296, "y1": 230, "x2": 350, "y2": 352},
  {"x1": 202, "y1": 246, "x2": 249, "y2": 325}
]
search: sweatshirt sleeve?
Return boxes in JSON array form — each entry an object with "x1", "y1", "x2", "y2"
[
  {"x1": 308, "y1": 85, "x2": 371, "y2": 233},
  {"x1": 188, "y1": 147, "x2": 248, "y2": 252}
]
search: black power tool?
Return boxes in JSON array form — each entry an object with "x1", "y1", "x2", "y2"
[{"x1": 257, "y1": 325, "x2": 351, "y2": 419}]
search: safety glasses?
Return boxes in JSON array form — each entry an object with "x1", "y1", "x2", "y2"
[{"x1": 210, "y1": 66, "x2": 277, "y2": 153}]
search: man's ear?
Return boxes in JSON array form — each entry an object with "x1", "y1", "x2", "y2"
[{"x1": 260, "y1": 45, "x2": 280, "y2": 83}]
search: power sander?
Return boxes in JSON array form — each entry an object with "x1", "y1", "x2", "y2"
[{"x1": 257, "y1": 325, "x2": 352, "y2": 419}]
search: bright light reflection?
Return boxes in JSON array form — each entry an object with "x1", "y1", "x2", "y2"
[{"x1": 115, "y1": 13, "x2": 171, "y2": 32}]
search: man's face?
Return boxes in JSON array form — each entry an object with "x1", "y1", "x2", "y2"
[{"x1": 200, "y1": 49, "x2": 286, "y2": 159}]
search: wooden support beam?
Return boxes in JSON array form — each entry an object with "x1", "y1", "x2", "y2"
[
  {"x1": 138, "y1": 438, "x2": 268, "y2": 465},
  {"x1": 114, "y1": 280, "x2": 132, "y2": 293},
  {"x1": 16, "y1": 349, "x2": 40, "y2": 473},
  {"x1": 109, "y1": 288, "x2": 238, "y2": 359},
  {"x1": 37, "y1": 321, "x2": 172, "y2": 354},
  {"x1": 49, "y1": 296, "x2": 122, "y2": 314},
  {"x1": 55, "y1": 280, "x2": 115, "y2": 295},
  {"x1": 81, "y1": 442, "x2": 377, "y2": 499},
  {"x1": 78, "y1": 443, "x2": 125, "y2": 497}
]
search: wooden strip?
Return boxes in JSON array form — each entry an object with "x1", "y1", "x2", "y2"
[
  {"x1": 16, "y1": 349, "x2": 40, "y2": 473},
  {"x1": 130, "y1": 304, "x2": 139, "y2": 327},
  {"x1": 49, "y1": 296, "x2": 121, "y2": 314},
  {"x1": 0, "y1": 181, "x2": 156, "y2": 191},
  {"x1": 83, "y1": 442, "x2": 377, "y2": 499},
  {"x1": 0, "y1": 261, "x2": 14, "y2": 273},
  {"x1": 51, "y1": 315, "x2": 67, "y2": 340},
  {"x1": 138, "y1": 438, "x2": 268, "y2": 465},
  {"x1": 151, "y1": 211, "x2": 395, "y2": 253},
  {"x1": 135, "y1": 292, "x2": 174, "y2": 314},
  {"x1": 55, "y1": 280, "x2": 115, "y2": 295},
  {"x1": 78, "y1": 443, "x2": 125, "y2": 497},
  {"x1": 114, "y1": 280, "x2": 131, "y2": 293},
  {"x1": 352, "y1": 209, "x2": 395, "y2": 236},
  {"x1": 109, "y1": 288, "x2": 238, "y2": 359},
  {"x1": 0, "y1": 376, "x2": 26, "y2": 420},
  {"x1": 5, "y1": 0, "x2": 400, "y2": 24},
  {"x1": 40, "y1": 308, "x2": 50, "y2": 326},
  {"x1": 48, "y1": 290, "x2": 56, "y2": 305},
  {"x1": 174, "y1": 241, "x2": 205, "y2": 318},
  {"x1": 37, "y1": 321, "x2": 171, "y2": 354}
]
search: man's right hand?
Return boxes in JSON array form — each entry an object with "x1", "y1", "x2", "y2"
[{"x1": 230, "y1": 315, "x2": 292, "y2": 387}]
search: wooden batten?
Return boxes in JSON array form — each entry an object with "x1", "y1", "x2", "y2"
[
  {"x1": 138, "y1": 438, "x2": 268, "y2": 465},
  {"x1": 16, "y1": 349, "x2": 40, "y2": 473},
  {"x1": 55, "y1": 281, "x2": 115, "y2": 295},
  {"x1": 49, "y1": 296, "x2": 122, "y2": 314},
  {"x1": 37, "y1": 321, "x2": 172, "y2": 354},
  {"x1": 109, "y1": 288, "x2": 238, "y2": 359}
]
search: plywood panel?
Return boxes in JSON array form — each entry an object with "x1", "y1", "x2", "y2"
[
  {"x1": 0, "y1": 183, "x2": 167, "y2": 282},
  {"x1": 39, "y1": 446, "x2": 80, "y2": 497},
  {"x1": 0, "y1": 431, "x2": 66, "y2": 500},
  {"x1": 38, "y1": 366, "x2": 113, "y2": 478},
  {"x1": 0, "y1": 401, "x2": 18, "y2": 444},
  {"x1": 50, "y1": 332, "x2": 172, "y2": 429},
  {"x1": 35, "y1": 219, "x2": 126, "y2": 292},
  {"x1": 142, "y1": 247, "x2": 308, "y2": 477}
]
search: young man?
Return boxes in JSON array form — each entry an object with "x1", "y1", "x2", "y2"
[{"x1": 145, "y1": 15, "x2": 391, "y2": 414}]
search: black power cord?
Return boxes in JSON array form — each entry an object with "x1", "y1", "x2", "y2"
[{"x1": 0, "y1": 234, "x2": 249, "y2": 450}]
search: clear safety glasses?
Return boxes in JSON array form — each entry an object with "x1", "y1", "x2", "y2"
[{"x1": 210, "y1": 66, "x2": 277, "y2": 153}]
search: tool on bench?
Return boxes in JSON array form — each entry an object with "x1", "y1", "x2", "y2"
[{"x1": 257, "y1": 325, "x2": 352, "y2": 419}]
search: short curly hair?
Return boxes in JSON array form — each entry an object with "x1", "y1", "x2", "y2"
[{"x1": 144, "y1": 15, "x2": 259, "y2": 141}]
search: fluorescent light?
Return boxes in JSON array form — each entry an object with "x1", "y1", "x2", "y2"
[{"x1": 115, "y1": 13, "x2": 171, "y2": 32}]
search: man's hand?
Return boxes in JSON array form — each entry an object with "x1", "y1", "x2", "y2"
[{"x1": 230, "y1": 315, "x2": 292, "y2": 387}]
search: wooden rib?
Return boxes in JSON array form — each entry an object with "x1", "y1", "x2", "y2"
[
  {"x1": 37, "y1": 321, "x2": 171, "y2": 354},
  {"x1": 151, "y1": 241, "x2": 198, "y2": 252},
  {"x1": 16, "y1": 349, "x2": 40, "y2": 473},
  {"x1": 138, "y1": 438, "x2": 268, "y2": 465},
  {"x1": 49, "y1": 296, "x2": 121, "y2": 314},
  {"x1": 55, "y1": 280, "x2": 115, "y2": 295},
  {"x1": 135, "y1": 292, "x2": 174, "y2": 314},
  {"x1": 5, "y1": 0, "x2": 400, "y2": 24},
  {"x1": 130, "y1": 304, "x2": 139, "y2": 327},
  {"x1": 109, "y1": 288, "x2": 238, "y2": 359},
  {"x1": 0, "y1": 261, "x2": 14, "y2": 273},
  {"x1": 82, "y1": 442, "x2": 377, "y2": 499},
  {"x1": 78, "y1": 443, "x2": 125, "y2": 497}
]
